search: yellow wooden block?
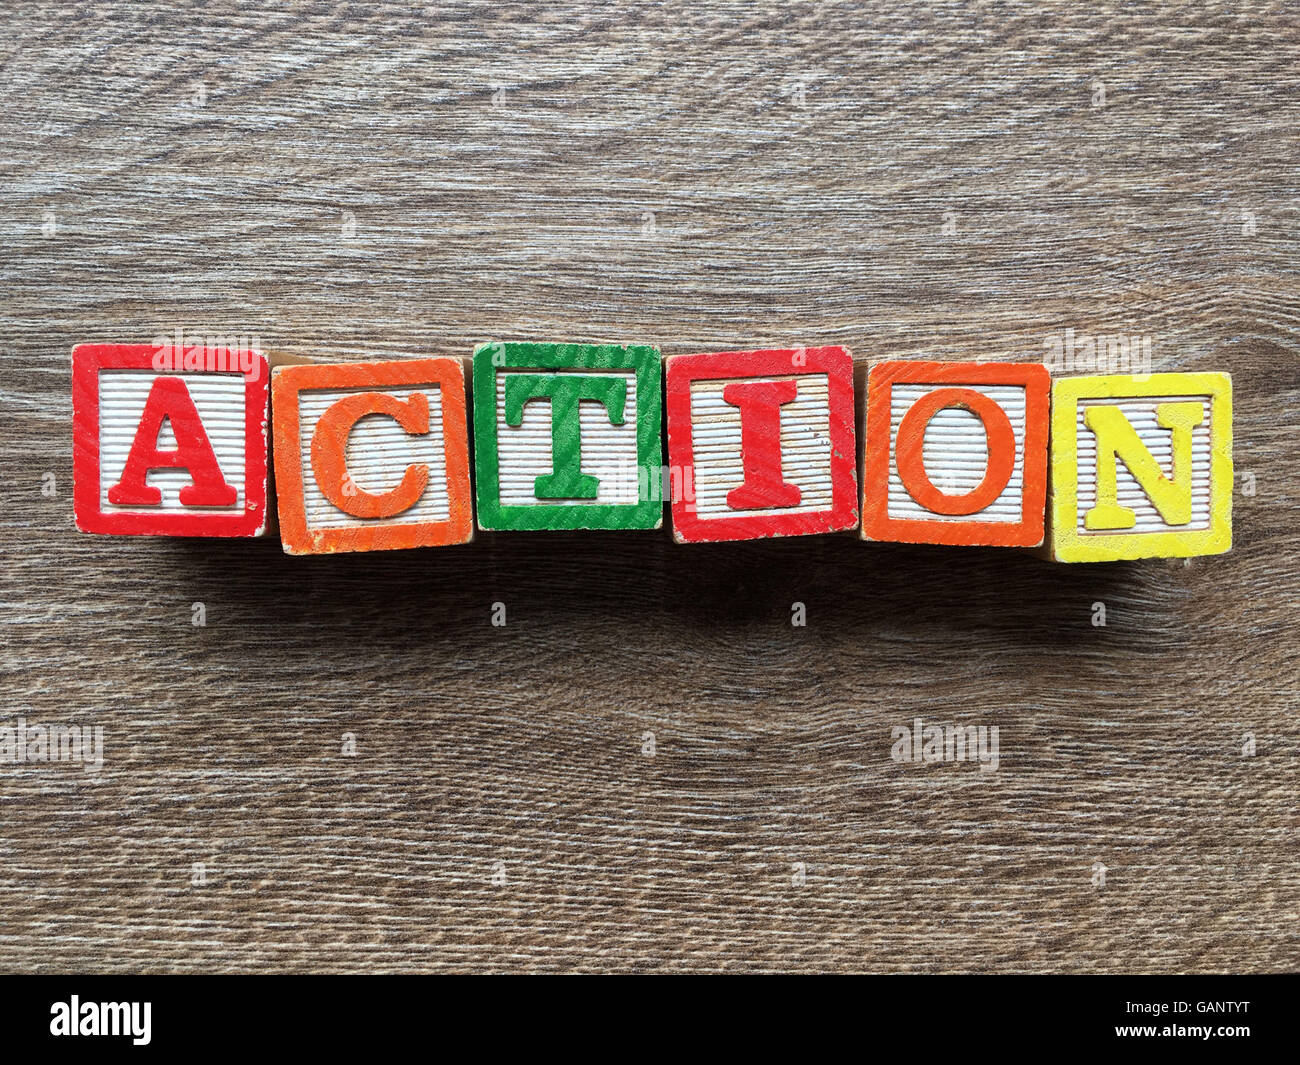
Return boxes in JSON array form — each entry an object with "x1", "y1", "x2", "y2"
[{"x1": 1047, "y1": 372, "x2": 1232, "y2": 562}]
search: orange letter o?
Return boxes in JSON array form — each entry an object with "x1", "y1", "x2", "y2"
[{"x1": 895, "y1": 387, "x2": 1016, "y2": 516}]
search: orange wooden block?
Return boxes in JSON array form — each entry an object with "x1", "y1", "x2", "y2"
[
  {"x1": 272, "y1": 358, "x2": 473, "y2": 554},
  {"x1": 861, "y1": 360, "x2": 1050, "y2": 547}
]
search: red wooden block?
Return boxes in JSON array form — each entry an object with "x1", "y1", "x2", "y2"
[
  {"x1": 72, "y1": 343, "x2": 270, "y2": 536},
  {"x1": 860, "y1": 360, "x2": 1050, "y2": 547},
  {"x1": 665, "y1": 347, "x2": 858, "y2": 542}
]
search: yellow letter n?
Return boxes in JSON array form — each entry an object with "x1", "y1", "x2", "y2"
[{"x1": 1083, "y1": 401, "x2": 1203, "y2": 530}]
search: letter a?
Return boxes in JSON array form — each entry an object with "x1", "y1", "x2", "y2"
[{"x1": 107, "y1": 376, "x2": 238, "y2": 507}]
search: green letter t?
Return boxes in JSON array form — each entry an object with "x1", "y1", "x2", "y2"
[{"x1": 503, "y1": 374, "x2": 628, "y2": 500}]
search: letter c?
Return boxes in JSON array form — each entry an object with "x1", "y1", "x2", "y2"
[{"x1": 310, "y1": 392, "x2": 430, "y2": 518}]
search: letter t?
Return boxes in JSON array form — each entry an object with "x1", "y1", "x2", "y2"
[{"x1": 504, "y1": 374, "x2": 627, "y2": 500}]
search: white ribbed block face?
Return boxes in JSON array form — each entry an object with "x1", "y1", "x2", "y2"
[
  {"x1": 495, "y1": 369, "x2": 639, "y2": 505},
  {"x1": 98, "y1": 370, "x2": 247, "y2": 514},
  {"x1": 887, "y1": 383, "x2": 1027, "y2": 522},
  {"x1": 687, "y1": 374, "x2": 833, "y2": 518},
  {"x1": 1075, "y1": 394, "x2": 1213, "y2": 533},
  {"x1": 297, "y1": 385, "x2": 449, "y2": 529}
]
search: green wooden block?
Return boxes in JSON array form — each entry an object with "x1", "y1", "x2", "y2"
[{"x1": 472, "y1": 341, "x2": 663, "y2": 530}]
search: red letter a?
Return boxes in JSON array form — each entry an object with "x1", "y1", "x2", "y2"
[{"x1": 107, "y1": 377, "x2": 238, "y2": 507}]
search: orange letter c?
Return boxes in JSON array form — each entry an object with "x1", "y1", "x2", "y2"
[{"x1": 310, "y1": 392, "x2": 430, "y2": 518}]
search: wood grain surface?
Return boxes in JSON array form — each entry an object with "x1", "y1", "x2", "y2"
[{"x1": 1, "y1": 1, "x2": 1297, "y2": 973}]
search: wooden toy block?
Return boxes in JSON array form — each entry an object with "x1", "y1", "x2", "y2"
[
  {"x1": 271, "y1": 358, "x2": 473, "y2": 554},
  {"x1": 861, "y1": 360, "x2": 1050, "y2": 547},
  {"x1": 1046, "y1": 372, "x2": 1232, "y2": 562},
  {"x1": 472, "y1": 341, "x2": 662, "y2": 530},
  {"x1": 664, "y1": 346, "x2": 858, "y2": 542},
  {"x1": 72, "y1": 342, "x2": 270, "y2": 536}
]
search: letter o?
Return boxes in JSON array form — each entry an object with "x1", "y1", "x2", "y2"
[{"x1": 895, "y1": 387, "x2": 1016, "y2": 516}]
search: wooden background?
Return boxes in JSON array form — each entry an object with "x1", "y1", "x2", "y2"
[{"x1": 2, "y1": 1, "x2": 1297, "y2": 973}]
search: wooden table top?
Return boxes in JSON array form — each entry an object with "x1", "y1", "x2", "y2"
[{"x1": 1, "y1": 1, "x2": 1296, "y2": 972}]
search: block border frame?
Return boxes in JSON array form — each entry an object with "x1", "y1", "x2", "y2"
[
  {"x1": 664, "y1": 346, "x2": 859, "y2": 543},
  {"x1": 861, "y1": 360, "x2": 1051, "y2": 547},
  {"x1": 1048, "y1": 371, "x2": 1233, "y2": 562},
  {"x1": 472, "y1": 341, "x2": 663, "y2": 531},
  {"x1": 272, "y1": 358, "x2": 473, "y2": 554},
  {"x1": 72, "y1": 342, "x2": 270, "y2": 536}
]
